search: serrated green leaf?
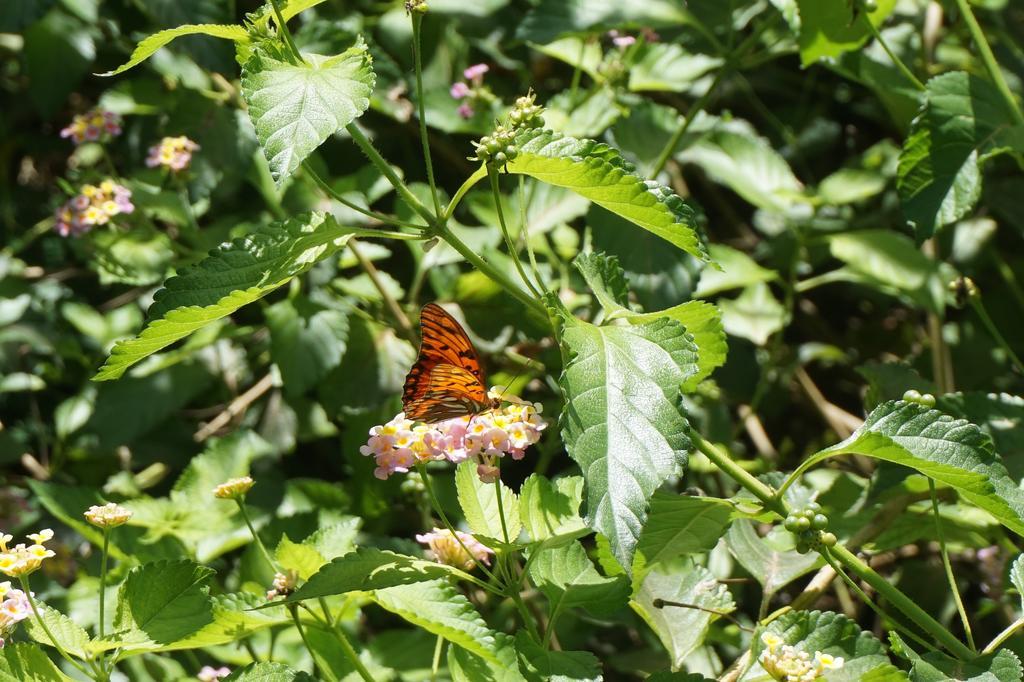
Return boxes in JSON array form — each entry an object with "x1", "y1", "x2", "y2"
[
  {"x1": 898, "y1": 72, "x2": 1024, "y2": 240},
  {"x1": 276, "y1": 534, "x2": 326, "y2": 581},
  {"x1": 818, "y1": 167, "x2": 887, "y2": 205},
  {"x1": 637, "y1": 493, "x2": 734, "y2": 566},
  {"x1": 528, "y1": 540, "x2": 631, "y2": 617},
  {"x1": 694, "y1": 244, "x2": 777, "y2": 298},
  {"x1": 374, "y1": 579, "x2": 507, "y2": 665},
  {"x1": 726, "y1": 519, "x2": 820, "y2": 596},
  {"x1": 154, "y1": 593, "x2": 290, "y2": 654},
  {"x1": 99, "y1": 23, "x2": 248, "y2": 76},
  {"x1": 519, "y1": 474, "x2": 588, "y2": 544},
  {"x1": 555, "y1": 303, "x2": 697, "y2": 572},
  {"x1": 90, "y1": 226, "x2": 174, "y2": 286},
  {"x1": 111, "y1": 559, "x2": 216, "y2": 649},
  {"x1": 274, "y1": 548, "x2": 455, "y2": 605},
  {"x1": 224, "y1": 662, "x2": 316, "y2": 681},
  {"x1": 625, "y1": 300, "x2": 727, "y2": 391},
  {"x1": 794, "y1": 400, "x2": 1024, "y2": 537},
  {"x1": 910, "y1": 649, "x2": 1021, "y2": 682},
  {"x1": 1010, "y1": 555, "x2": 1024, "y2": 611},
  {"x1": 455, "y1": 460, "x2": 522, "y2": 544},
  {"x1": 794, "y1": 0, "x2": 896, "y2": 66},
  {"x1": 574, "y1": 252, "x2": 630, "y2": 312},
  {"x1": 94, "y1": 212, "x2": 355, "y2": 380},
  {"x1": 0, "y1": 643, "x2": 72, "y2": 682},
  {"x1": 23, "y1": 603, "x2": 91, "y2": 659},
  {"x1": 515, "y1": 631, "x2": 602, "y2": 682},
  {"x1": 677, "y1": 127, "x2": 804, "y2": 212},
  {"x1": 628, "y1": 43, "x2": 722, "y2": 93},
  {"x1": 448, "y1": 634, "x2": 526, "y2": 682},
  {"x1": 632, "y1": 560, "x2": 735, "y2": 669},
  {"x1": 746, "y1": 610, "x2": 898, "y2": 682},
  {"x1": 508, "y1": 129, "x2": 709, "y2": 262},
  {"x1": 241, "y1": 40, "x2": 374, "y2": 185},
  {"x1": 719, "y1": 283, "x2": 786, "y2": 346}
]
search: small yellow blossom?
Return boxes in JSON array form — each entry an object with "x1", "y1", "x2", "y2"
[
  {"x1": 415, "y1": 528, "x2": 493, "y2": 571},
  {"x1": 0, "y1": 530, "x2": 56, "y2": 578},
  {"x1": 84, "y1": 502, "x2": 133, "y2": 529},
  {"x1": 213, "y1": 476, "x2": 255, "y2": 500},
  {"x1": 759, "y1": 631, "x2": 845, "y2": 681}
]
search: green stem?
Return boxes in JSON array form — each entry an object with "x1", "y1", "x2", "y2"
[
  {"x1": 866, "y1": 20, "x2": 925, "y2": 91},
  {"x1": 290, "y1": 605, "x2": 337, "y2": 682},
  {"x1": 518, "y1": 175, "x2": 546, "y2": 293},
  {"x1": 98, "y1": 529, "x2": 110, "y2": 640},
  {"x1": 445, "y1": 166, "x2": 487, "y2": 221},
  {"x1": 969, "y1": 295, "x2": 1024, "y2": 374},
  {"x1": 268, "y1": 0, "x2": 303, "y2": 64},
  {"x1": 929, "y1": 480, "x2": 975, "y2": 650},
  {"x1": 302, "y1": 161, "x2": 427, "y2": 230},
  {"x1": 488, "y1": 167, "x2": 541, "y2": 298},
  {"x1": 345, "y1": 123, "x2": 438, "y2": 228},
  {"x1": 983, "y1": 616, "x2": 1024, "y2": 654},
  {"x1": 314, "y1": 601, "x2": 374, "y2": 682},
  {"x1": 431, "y1": 636, "x2": 444, "y2": 681},
  {"x1": 993, "y1": 252, "x2": 1024, "y2": 313},
  {"x1": 568, "y1": 39, "x2": 585, "y2": 106},
  {"x1": 4, "y1": 217, "x2": 55, "y2": 257},
  {"x1": 435, "y1": 221, "x2": 546, "y2": 316},
  {"x1": 690, "y1": 432, "x2": 784, "y2": 515},
  {"x1": 236, "y1": 499, "x2": 278, "y2": 572},
  {"x1": 951, "y1": 0, "x2": 1024, "y2": 124},
  {"x1": 18, "y1": 576, "x2": 92, "y2": 677},
  {"x1": 410, "y1": 12, "x2": 443, "y2": 221},
  {"x1": 827, "y1": 544, "x2": 973, "y2": 658}
]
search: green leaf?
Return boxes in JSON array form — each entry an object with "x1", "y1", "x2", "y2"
[
  {"x1": 266, "y1": 298, "x2": 349, "y2": 396},
  {"x1": 555, "y1": 304, "x2": 697, "y2": 571},
  {"x1": 632, "y1": 560, "x2": 735, "y2": 669},
  {"x1": 794, "y1": 0, "x2": 896, "y2": 66},
  {"x1": 1010, "y1": 555, "x2": 1024, "y2": 611},
  {"x1": 909, "y1": 649, "x2": 1022, "y2": 682},
  {"x1": 625, "y1": 301, "x2": 727, "y2": 391},
  {"x1": 90, "y1": 227, "x2": 174, "y2": 286},
  {"x1": 938, "y1": 392, "x2": 1024, "y2": 479},
  {"x1": 448, "y1": 635, "x2": 525, "y2": 682},
  {"x1": 726, "y1": 519, "x2": 820, "y2": 596},
  {"x1": 719, "y1": 283, "x2": 786, "y2": 346},
  {"x1": 277, "y1": 548, "x2": 454, "y2": 605},
  {"x1": 23, "y1": 604, "x2": 91, "y2": 659},
  {"x1": 455, "y1": 461, "x2": 522, "y2": 545},
  {"x1": 241, "y1": 40, "x2": 375, "y2": 185},
  {"x1": 0, "y1": 644, "x2": 72, "y2": 682},
  {"x1": 637, "y1": 493, "x2": 734, "y2": 566},
  {"x1": 516, "y1": 0, "x2": 687, "y2": 44},
  {"x1": 827, "y1": 230, "x2": 945, "y2": 313},
  {"x1": 796, "y1": 400, "x2": 1024, "y2": 538},
  {"x1": 94, "y1": 212, "x2": 355, "y2": 380},
  {"x1": 276, "y1": 534, "x2": 327, "y2": 581},
  {"x1": 508, "y1": 129, "x2": 709, "y2": 262},
  {"x1": 898, "y1": 71, "x2": 1024, "y2": 240},
  {"x1": 224, "y1": 662, "x2": 315, "y2": 681},
  {"x1": 151, "y1": 593, "x2": 289, "y2": 653},
  {"x1": 818, "y1": 167, "x2": 888, "y2": 205},
  {"x1": 628, "y1": 43, "x2": 723, "y2": 93},
  {"x1": 519, "y1": 474, "x2": 588, "y2": 544},
  {"x1": 515, "y1": 631, "x2": 602, "y2": 682},
  {"x1": 111, "y1": 560, "x2": 216, "y2": 649},
  {"x1": 748, "y1": 609, "x2": 899, "y2": 682},
  {"x1": 694, "y1": 244, "x2": 777, "y2": 298},
  {"x1": 677, "y1": 126, "x2": 804, "y2": 212},
  {"x1": 574, "y1": 252, "x2": 630, "y2": 312},
  {"x1": 99, "y1": 24, "x2": 248, "y2": 76},
  {"x1": 528, "y1": 540, "x2": 631, "y2": 616},
  {"x1": 374, "y1": 579, "x2": 507, "y2": 665}
]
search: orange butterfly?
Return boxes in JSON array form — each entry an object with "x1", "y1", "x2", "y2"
[{"x1": 403, "y1": 303, "x2": 501, "y2": 423}]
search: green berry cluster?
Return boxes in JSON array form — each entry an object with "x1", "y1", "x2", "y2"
[
  {"x1": 472, "y1": 125, "x2": 518, "y2": 166},
  {"x1": 784, "y1": 502, "x2": 837, "y2": 554},
  {"x1": 902, "y1": 389, "x2": 936, "y2": 408},
  {"x1": 508, "y1": 94, "x2": 544, "y2": 130}
]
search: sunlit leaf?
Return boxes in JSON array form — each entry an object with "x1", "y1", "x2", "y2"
[{"x1": 99, "y1": 24, "x2": 247, "y2": 76}]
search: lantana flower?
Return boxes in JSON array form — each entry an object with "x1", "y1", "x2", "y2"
[
  {"x1": 0, "y1": 581, "x2": 31, "y2": 648},
  {"x1": 0, "y1": 529, "x2": 56, "y2": 578},
  {"x1": 197, "y1": 666, "x2": 231, "y2": 682},
  {"x1": 359, "y1": 392, "x2": 547, "y2": 481},
  {"x1": 213, "y1": 476, "x2": 254, "y2": 500},
  {"x1": 759, "y1": 632, "x2": 844, "y2": 681},
  {"x1": 54, "y1": 179, "x2": 134, "y2": 237},
  {"x1": 416, "y1": 528, "x2": 493, "y2": 570},
  {"x1": 60, "y1": 109, "x2": 122, "y2": 145},
  {"x1": 265, "y1": 570, "x2": 297, "y2": 600},
  {"x1": 449, "y1": 63, "x2": 494, "y2": 119},
  {"x1": 84, "y1": 502, "x2": 133, "y2": 529},
  {"x1": 146, "y1": 135, "x2": 200, "y2": 172},
  {"x1": 607, "y1": 30, "x2": 636, "y2": 47}
]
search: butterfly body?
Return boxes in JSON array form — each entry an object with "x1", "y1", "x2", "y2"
[{"x1": 403, "y1": 303, "x2": 500, "y2": 423}]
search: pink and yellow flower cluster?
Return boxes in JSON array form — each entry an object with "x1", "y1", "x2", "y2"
[
  {"x1": 54, "y1": 180, "x2": 134, "y2": 237},
  {"x1": 416, "y1": 528, "x2": 493, "y2": 570},
  {"x1": 60, "y1": 109, "x2": 122, "y2": 145},
  {"x1": 0, "y1": 529, "x2": 56, "y2": 578},
  {"x1": 146, "y1": 135, "x2": 200, "y2": 171},
  {"x1": 360, "y1": 394, "x2": 547, "y2": 481},
  {"x1": 0, "y1": 582, "x2": 31, "y2": 648},
  {"x1": 450, "y1": 63, "x2": 492, "y2": 119}
]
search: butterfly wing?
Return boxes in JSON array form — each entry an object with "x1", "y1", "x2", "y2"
[
  {"x1": 403, "y1": 303, "x2": 490, "y2": 423},
  {"x1": 403, "y1": 363, "x2": 490, "y2": 422}
]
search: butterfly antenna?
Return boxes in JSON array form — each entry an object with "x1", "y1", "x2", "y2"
[{"x1": 496, "y1": 356, "x2": 536, "y2": 405}]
